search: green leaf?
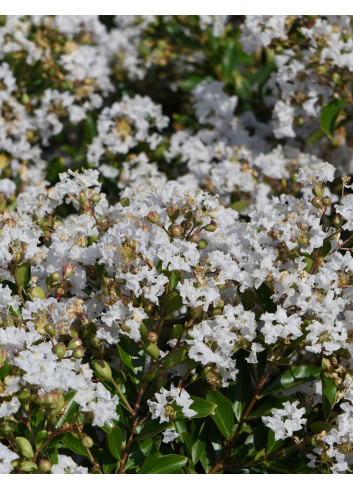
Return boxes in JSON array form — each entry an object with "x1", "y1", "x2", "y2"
[
  {"x1": 139, "y1": 454, "x2": 187, "y2": 474},
  {"x1": 261, "y1": 366, "x2": 322, "y2": 396},
  {"x1": 256, "y1": 282, "x2": 276, "y2": 313},
  {"x1": 108, "y1": 426, "x2": 123, "y2": 460},
  {"x1": 307, "y1": 128, "x2": 325, "y2": 147},
  {"x1": 230, "y1": 200, "x2": 250, "y2": 213},
  {"x1": 310, "y1": 421, "x2": 333, "y2": 434},
  {"x1": 189, "y1": 396, "x2": 217, "y2": 418},
  {"x1": 54, "y1": 393, "x2": 78, "y2": 429},
  {"x1": 229, "y1": 351, "x2": 253, "y2": 421},
  {"x1": 35, "y1": 430, "x2": 48, "y2": 450},
  {"x1": 118, "y1": 338, "x2": 145, "y2": 385},
  {"x1": 163, "y1": 290, "x2": 183, "y2": 314},
  {"x1": 192, "y1": 438, "x2": 205, "y2": 464},
  {"x1": 267, "y1": 427, "x2": 284, "y2": 454},
  {"x1": 321, "y1": 240, "x2": 331, "y2": 258},
  {"x1": 137, "y1": 420, "x2": 173, "y2": 441},
  {"x1": 161, "y1": 348, "x2": 185, "y2": 369},
  {"x1": 173, "y1": 324, "x2": 183, "y2": 339},
  {"x1": 247, "y1": 396, "x2": 295, "y2": 419},
  {"x1": 0, "y1": 363, "x2": 12, "y2": 381},
  {"x1": 320, "y1": 99, "x2": 346, "y2": 138},
  {"x1": 321, "y1": 374, "x2": 337, "y2": 420},
  {"x1": 15, "y1": 262, "x2": 31, "y2": 289},
  {"x1": 168, "y1": 271, "x2": 179, "y2": 292},
  {"x1": 206, "y1": 391, "x2": 235, "y2": 439},
  {"x1": 46, "y1": 157, "x2": 65, "y2": 184},
  {"x1": 62, "y1": 433, "x2": 90, "y2": 458}
]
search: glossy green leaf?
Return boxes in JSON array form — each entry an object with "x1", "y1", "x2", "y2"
[
  {"x1": 247, "y1": 396, "x2": 295, "y2": 419},
  {"x1": 230, "y1": 200, "x2": 250, "y2": 213},
  {"x1": 136, "y1": 420, "x2": 173, "y2": 441},
  {"x1": 229, "y1": 351, "x2": 253, "y2": 421},
  {"x1": 189, "y1": 396, "x2": 217, "y2": 418},
  {"x1": 261, "y1": 366, "x2": 321, "y2": 396},
  {"x1": 320, "y1": 99, "x2": 346, "y2": 138},
  {"x1": 206, "y1": 390, "x2": 235, "y2": 439},
  {"x1": 139, "y1": 454, "x2": 187, "y2": 474},
  {"x1": 310, "y1": 421, "x2": 333, "y2": 434},
  {"x1": 161, "y1": 348, "x2": 185, "y2": 369},
  {"x1": 108, "y1": 426, "x2": 123, "y2": 460},
  {"x1": 192, "y1": 438, "x2": 205, "y2": 464},
  {"x1": 62, "y1": 433, "x2": 90, "y2": 458}
]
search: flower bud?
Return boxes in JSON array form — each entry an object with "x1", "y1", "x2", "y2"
[
  {"x1": 53, "y1": 342, "x2": 66, "y2": 359},
  {"x1": 82, "y1": 435, "x2": 94, "y2": 448},
  {"x1": 55, "y1": 286, "x2": 65, "y2": 297},
  {"x1": 50, "y1": 271, "x2": 61, "y2": 283},
  {"x1": 164, "y1": 405, "x2": 176, "y2": 420},
  {"x1": 16, "y1": 437, "x2": 34, "y2": 459},
  {"x1": 98, "y1": 216, "x2": 108, "y2": 227},
  {"x1": 311, "y1": 197, "x2": 323, "y2": 209},
  {"x1": 120, "y1": 197, "x2": 130, "y2": 207},
  {"x1": 204, "y1": 220, "x2": 217, "y2": 232},
  {"x1": 17, "y1": 389, "x2": 30, "y2": 402},
  {"x1": 44, "y1": 324, "x2": 55, "y2": 337},
  {"x1": 68, "y1": 337, "x2": 82, "y2": 350},
  {"x1": 30, "y1": 286, "x2": 46, "y2": 299},
  {"x1": 142, "y1": 342, "x2": 160, "y2": 360},
  {"x1": 322, "y1": 196, "x2": 332, "y2": 208},
  {"x1": 91, "y1": 193, "x2": 101, "y2": 203},
  {"x1": 197, "y1": 239, "x2": 208, "y2": 249},
  {"x1": 170, "y1": 225, "x2": 182, "y2": 237},
  {"x1": 78, "y1": 191, "x2": 87, "y2": 203},
  {"x1": 62, "y1": 264, "x2": 74, "y2": 278},
  {"x1": 147, "y1": 211, "x2": 159, "y2": 224},
  {"x1": 39, "y1": 460, "x2": 52, "y2": 473},
  {"x1": 146, "y1": 332, "x2": 158, "y2": 344},
  {"x1": 166, "y1": 205, "x2": 180, "y2": 221},
  {"x1": 333, "y1": 214, "x2": 343, "y2": 228},
  {"x1": 91, "y1": 359, "x2": 112, "y2": 380},
  {"x1": 72, "y1": 346, "x2": 85, "y2": 359},
  {"x1": 20, "y1": 461, "x2": 38, "y2": 472},
  {"x1": 312, "y1": 184, "x2": 324, "y2": 198}
]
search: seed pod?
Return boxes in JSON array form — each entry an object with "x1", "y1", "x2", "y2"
[
  {"x1": 322, "y1": 196, "x2": 332, "y2": 207},
  {"x1": 44, "y1": 324, "x2": 55, "y2": 337},
  {"x1": 312, "y1": 184, "x2": 324, "y2": 198},
  {"x1": 16, "y1": 437, "x2": 34, "y2": 459},
  {"x1": 91, "y1": 359, "x2": 112, "y2": 380}
]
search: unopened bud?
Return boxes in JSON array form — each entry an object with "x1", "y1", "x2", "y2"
[
  {"x1": 91, "y1": 359, "x2": 112, "y2": 380},
  {"x1": 312, "y1": 184, "x2": 325, "y2": 198},
  {"x1": 197, "y1": 239, "x2": 208, "y2": 249},
  {"x1": 91, "y1": 193, "x2": 101, "y2": 203},
  {"x1": 322, "y1": 196, "x2": 332, "y2": 208},
  {"x1": 82, "y1": 435, "x2": 94, "y2": 448},
  {"x1": 333, "y1": 214, "x2": 343, "y2": 228},
  {"x1": 29, "y1": 286, "x2": 46, "y2": 300},
  {"x1": 311, "y1": 197, "x2": 323, "y2": 209},
  {"x1": 55, "y1": 286, "x2": 65, "y2": 297},
  {"x1": 68, "y1": 337, "x2": 82, "y2": 350},
  {"x1": 205, "y1": 220, "x2": 217, "y2": 232},
  {"x1": 16, "y1": 437, "x2": 34, "y2": 459},
  {"x1": 166, "y1": 205, "x2": 180, "y2": 221},
  {"x1": 146, "y1": 332, "x2": 158, "y2": 343},
  {"x1": 39, "y1": 459, "x2": 52, "y2": 473},
  {"x1": 44, "y1": 324, "x2": 55, "y2": 337},
  {"x1": 50, "y1": 272, "x2": 61, "y2": 283},
  {"x1": 78, "y1": 191, "x2": 87, "y2": 203},
  {"x1": 72, "y1": 346, "x2": 85, "y2": 359},
  {"x1": 170, "y1": 225, "x2": 182, "y2": 237},
  {"x1": 20, "y1": 461, "x2": 38, "y2": 472},
  {"x1": 120, "y1": 197, "x2": 130, "y2": 207},
  {"x1": 62, "y1": 264, "x2": 75, "y2": 278},
  {"x1": 147, "y1": 211, "x2": 159, "y2": 224},
  {"x1": 53, "y1": 342, "x2": 66, "y2": 359}
]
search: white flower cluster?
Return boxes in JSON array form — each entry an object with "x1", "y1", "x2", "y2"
[{"x1": 262, "y1": 400, "x2": 307, "y2": 441}]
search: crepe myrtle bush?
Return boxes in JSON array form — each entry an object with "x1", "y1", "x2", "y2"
[{"x1": 2, "y1": 15, "x2": 353, "y2": 475}]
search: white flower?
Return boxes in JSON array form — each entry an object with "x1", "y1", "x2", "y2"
[{"x1": 262, "y1": 400, "x2": 307, "y2": 441}]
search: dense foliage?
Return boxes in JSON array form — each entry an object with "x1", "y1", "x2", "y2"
[{"x1": 1, "y1": 15, "x2": 353, "y2": 474}]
